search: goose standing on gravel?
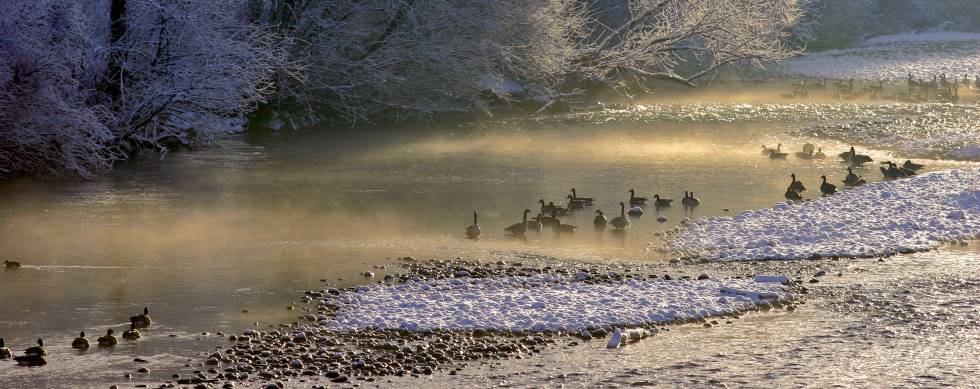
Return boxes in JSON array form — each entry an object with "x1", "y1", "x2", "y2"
[
  {"x1": 72, "y1": 331, "x2": 90, "y2": 349},
  {"x1": 570, "y1": 188, "x2": 594, "y2": 204},
  {"x1": 131, "y1": 307, "x2": 152, "y2": 328},
  {"x1": 814, "y1": 148, "x2": 826, "y2": 159},
  {"x1": 98, "y1": 329, "x2": 119, "y2": 347},
  {"x1": 553, "y1": 218, "x2": 577, "y2": 234},
  {"x1": 789, "y1": 173, "x2": 806, "y2": 192},
  {"x1": 653, "y1": 194, "x2": 673, "y2": 208},
  {"x1": 843, "y1": 167, "x2": 866, "y2": 186},
  {"x1": 610, "y1": 202, "x2": 631, "y2": 229},
  {"x1": 903, "y1": 160, "x2": 925, "y2": 171},
  {"x1": 504, "y1": 209, "x2": 532, "y2": 236},
  {"x1": 593, "y1": 210, "x2": 608, "y2": 229},
  {"x1": 0, "y1": 338, "x2": 10, "y2": 359},
  {"x1": 682, "y1": 191, "x2": 701, "y2": 207},
  {"x1": 628, "y1": 189, "x2": 647, "y2": 206},
  {"x1": 465, "y1": 211, "x2": 481, "y2": 239},
  {"x1": 820, "y1": 175, "x2": 838, "y2": 196},
  {"x1": 768, "y1": 143, "x2": 788, "y2": 159}
]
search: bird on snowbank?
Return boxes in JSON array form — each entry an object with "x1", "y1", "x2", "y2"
[
  {"x1": 902, "y1": 160, "x2": 924, "y2": 171},
  {"x1": 843, "y1": 167, "x2": 866, "y2": 186},
  {"x1": 789, "y1": 173, "x2": 806, "y2": 192},
  {"x1": 820, "y1": 175, "x2": 837, "y2": 196},
  {"x1": 785, "y1": 186, "x2": 803, "y2": 201},
  {"x1": 610, "y1": 202, "x2": 631, "y2": 229},
  {"x1": 504, "y1": 209, "x2": 531, "y2": 236},
  {"x1": 465, "y1": 211, "x2": 481, "y2": 239}
]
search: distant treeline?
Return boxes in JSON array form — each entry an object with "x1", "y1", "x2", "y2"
[{"x1": 1, "y1": 0, "x2": 811, "y2": 177}]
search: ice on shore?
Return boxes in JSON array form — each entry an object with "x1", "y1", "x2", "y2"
[
  {"x1": 327, "y1": 274, "x2": 790, "y2": 332},
  {"x1": 667, "y1": 169, "x2": 980, "y2": 261},
  {"x1": 774, "y1": 32, "x2": 980, "y2": 80}
]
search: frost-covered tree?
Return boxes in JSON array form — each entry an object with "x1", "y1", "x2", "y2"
[{"x1": 0, "y1": 0, "x2": 288, "y2": 177}]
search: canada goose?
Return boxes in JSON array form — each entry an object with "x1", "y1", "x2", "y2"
[
  {"x1": 98, "y1": 329, "x2": 118, "y2": 347},
  {"x1": 894, "y1": 162, "x2": 916, "y2": 176},
  {"x1": 761, "y1": 145, "x2": 777, "y2": 155},
  {"x1": 850, "y1": 153, "x2": 872, "y2": 166},
  {"x1": 839, "y1": 146, "x2": 856, "y2": 161},
  {"x1": 536, "y1": 212, "x2": 557, "y2": 227},
  {"x1": 2, "y1": 260, "x2": 21, "y2": 269},
  {"x1": 593, "y1": 210, "x2": 608, "y2": 229},
  {"x1": 653, "y1": 194, "x2": 672, "y2": 208},
  {"x1": 122, "y1": 322, "x2": 141, "y2": 340},
  {"x1": 548, "y1": 201, "x2": 571, "y2": 216},
  {"x1": 796, "y1": 143, "x2": 815, "y2": 159},
  {"x1": 789, "y1": 173, "x2": 806, "y2": 192},
  {"x1": 565, "y1": 194, "x2": 586, "y2": 210},
  {"x1": 569, "y1": 188, "x2": 594, "y2": 204},
  {"x1": 768, "y1": 143, "x2": 788, "y2": 159},
  {"x1": 131, "y1": 307, "x2": 152, "y2": 328},
  {"x1": 24, "y1": 339, "x2": 45, "y2": 356},
  {"x1": 537, "y1": 199, "x2": 555, "y2": 213},
  {"x1": 610, "y1": 202, "x2": 631, "y2": 229},
  {"x1": 553, "y1": 218, "x2": 577, "y2": 234},
  {"x1": 814, "y1": 148, "x2": 826, "y2": 159},
  {"x1": 526, "y1": 214, "x2": 543, "y2": 232},
  {"x1": 504, "y1": 209, "x2": 531, "y2": 236},
  {"x1": 785, "y1": 187, "x2": 803, "y2": 201},
  {"x1": 843, "y1": 167, "x2": 866, "y2": 186},
  {"x1": 903, "y1": 160, "x2": 924, "y2": 171},
  {"x1": 13, "y1": 352, "x2": 46, "y2": 366},
  {"x1": 465, "y1": 211, "x2": 481, "y2": 239},
  {"x1": 820, "y1": 175, "x2": 837, "y2": 196},
  {"x1": 628, "y1": 206, "x2": 643, "y2": 216},
  {"x1": 628, "y1": 189, "x2": 646, "y2": 206},
  {"x1": 0, "y1": 338, "x2": 10, "y2": 359},
  {"x1": 72, "y1": 331, "x2": 90, "y2": 349},
  {"x1": 682, "y1": 191, "x2": 701, "y2": 207}
]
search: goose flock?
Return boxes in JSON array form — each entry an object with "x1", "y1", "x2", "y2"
[
  {"x1": 467, "y1": 145, "x2": 929, "y2": 238},
  {"x1": 465, "y1": 187, "x2": 701, "y2": 239},
  {"x1": 0, "y1": 307, "x2": 152, "y2": 366}
]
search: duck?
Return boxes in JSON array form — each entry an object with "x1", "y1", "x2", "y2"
[
  {"x1": 768, "y1": 143, "x2": 788, "y2": 159},
  {"x1": 785, "y1": 187, "x2": 803, "y2": 201},
  {"x1": 610, "y1": 202, "x2": 631, "y2": 229},
  {"x1": 465, "y1": 211, "x2": 481, "y2": 239},
  {"x1": 628, "y1": 189, "x2": 647, "y2": 206},
  {"x1": 130, "y1": 307, "x2": 152, "y2": 328},
  {"x1": 72, "y1": 331, "x2": 90, "y2": 349},
  {"x1": 814, "y1": 148, "x2": 826, "y2": 159},
  {"x1": 593, "y1": 210, "x2": 608, "y2": 229},
  {"x1": 0, "y1": 338, "x2": 11, "y2": 359},
  {"x1": 628, "y1": 206, "x2": 644, "y2": 217},
  {"x1": 653, "y1": 194, "x2": 672, "y2": 208},
  {"x1": 504, "y1": 209, "x2": 531, "y2": 236},
  {"x1": 565, "y1": 194, "x2": 586, "y2": 210},
  {"x1": 569, "y1": 188, "x2": 594, "y2": 204},
  {"x1": 843, "y1": 167, "x2": 866, "y2": 186},
  {"x1": 122, "y1": 322, "x2": 141, "y2": 340},
  {"x1": 903, "y1": 160, "x2": 925, "y2": 171},
  {"x1": 3, "y1": 260, "x2": 21, "y2": 269},
  {"x1": 13, "y1": 352, "x2": 46, "y2": 366},
  {"x1": 553, "y1": 218, "x2": 577, "y2": 234},
  {"x1": 682, "y1": 191, "x2": 701, "y2": 207},
  {"x1": 789, "y1": 173, "x2": 806, "y2": 192},
  {"x1": 98, "y1": 329, "x2": 118, "y2": 347},
  {"x1": 24, "y1": 339, "x2": 46, "y2": 356},
  {"x1": 820, "y1": 175, "x2": 837, "y2": 196},
  {"x1": 880, "y1": 162, "x2": 914, "y2": 178}
]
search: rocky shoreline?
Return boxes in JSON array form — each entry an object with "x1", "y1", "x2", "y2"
[{"x1": 140, "y1": 256, "x2": 807, "y2": 389}]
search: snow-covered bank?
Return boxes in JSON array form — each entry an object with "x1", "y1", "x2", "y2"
[
  {"x1": 775, "y1": 32, "x2": 980, "y2": 80},
  {"x1": 794, "y1": 104, "x2": 980, "y2": 161},
  {"x1": 667, "y1": 169, "x2": 980, "y2": 261},
  {"x1": 327, "y1": 274, "x2": 791, "y2": 332}
]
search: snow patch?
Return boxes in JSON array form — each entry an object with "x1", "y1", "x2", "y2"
[
  {"x1": 327, "y1": 274, "x2": 790, "y2": 332},
  {"x1": 667, "y1": 169, "x2": 980, "y2": 261}
]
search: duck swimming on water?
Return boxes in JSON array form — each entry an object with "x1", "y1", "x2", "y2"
[
  {"x1": 122, "y1": 321, "x2": 141, "y2": 340},
  {"x1": 98, "y1": 329, "x2": 118, "y2": 347},
  {"x1": 0, "y1": 338, "x2": 11, "y2": 359},
  {"x1": 13, "y1": 341, "x2": 46, "y2": 366},
  {"x1": 131, "y1": 307, "x2": 152, "y2": 328},
  {"x1": 24, "y1": 339, "x2": 45, "y2": 356},
  {"x1": 3, "y1": 260, "x2": 21, "y2": 269},
  {"x1": 72, "y1": 331, "x2": 90, "y2": 349}
]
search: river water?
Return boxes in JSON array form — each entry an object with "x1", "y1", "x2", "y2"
[{"x1": 0, "y1": 101, "x2": 977, "y2": 387}]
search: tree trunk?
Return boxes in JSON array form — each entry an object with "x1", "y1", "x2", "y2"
[{"x1": 106, "y1": 0, "x2": 127, "y2": 101}]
